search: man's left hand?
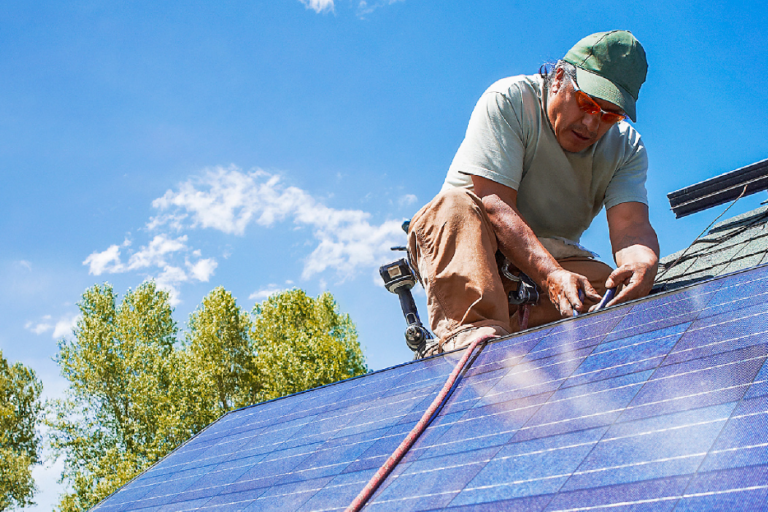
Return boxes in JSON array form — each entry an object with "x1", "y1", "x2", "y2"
[
  {"x1": 602, "y1": 202, "x2": 660, "y2": 309},
  {"x1": 598, "y1": 247, "x2": 658, "y2": 309}
]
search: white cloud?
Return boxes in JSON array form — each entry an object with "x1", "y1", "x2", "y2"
[
  {"x1": 19, "y1": 260, "x2": 32, "y2": 272},
  {"x1": 30, "y1": 323, "x2": 52, "y2": 335},
  {"x1": 399, "y1": 194, "x2": 418, "y2": 206},
  {"x1": 154, "y1": 266, "x2": 189, "y2": 306},
  {"x1": 82, "y1": 234, "x2": 187, "y2": 276},
  {"x1": 126, "y1": 235, "x2": 187, "y2": 270},
  {"x1": 298, "y1": 0, "x2": 402, "y2": 16},
  {"x1": 25, "y1": 313, "x2": 80, "y2": 339},
  {"x1": 300, "y1": 0, "x2": 334, "y2": 13},
  {"x1": 25, "y1": 315, "x2": 53, "y2": 335},
  {"x1": 158, "y1": 266, "x2": 188, "y2": 284},
  {"x1": 53, "y1": 314, "x2": 81, "y2": 339},
  {"x1": 144, "y1": 259, "x2": 218, "y2": 306},
  {"x1": 84, "y1": 231, "x2": 216, "y2": 304},
  {"x1": 187, "y1": 258, "x2": 218, "y2": 282},
  {"x1": 146, "y1": 212, "x2": 187, "y2": 232},
  {"x1": 83, "y1": 244, "x2": 125, "y2": 275},
  {"x1": 85, "y1": 164, "x2": 405, "y2": 302},
  {"x1": 249, "y1": 284, "x2": 286, "y2": 301},
  {"x1": 83, "y1": 238, "x2": 135, "y2": 275},
  {"x1": 298, "y1": 210, "x2": 403, "y2": 279},
  {"x1": 152, "y1": 166, "x2": 406, "y2": 280},
  {"x1": 357, "y1": 0, "x2": 404, "y2": 16},
  {"x1": 149, "y1": 166, "x2": 298, "y2": 236}
]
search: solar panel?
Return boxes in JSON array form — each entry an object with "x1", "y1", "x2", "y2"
[{"x1": 94, "y1": 263, "x2": 768, "y2": 511}]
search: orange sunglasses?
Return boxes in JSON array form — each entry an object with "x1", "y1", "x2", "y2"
[{"x1": 568, "y1": 76, "x2": 627, "y2": 124}]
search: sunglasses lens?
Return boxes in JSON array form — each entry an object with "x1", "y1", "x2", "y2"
[
  {"x1": 575, "y1": 90, "x2": 626, "y2": 123},
  {"x1": 574, "y1": 91, "x2": 600, "y2": 115},
  {"x1": 602, "y1": 112, "x2": 626, "y2": 123}
]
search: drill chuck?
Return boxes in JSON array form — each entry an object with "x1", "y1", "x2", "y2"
[{"x1": 405, "y1": 325, "x2": 430, "y2": 351}]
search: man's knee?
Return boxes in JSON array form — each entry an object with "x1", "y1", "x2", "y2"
[
  {"x1": 411, "y1": 188, "x2": 485, "y2": 233},
  {"x1": 431, "y1": 187, "x2": 482, "y2": 210}
]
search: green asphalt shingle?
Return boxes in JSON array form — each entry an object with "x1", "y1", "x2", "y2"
[{"x1": 654, "y1": 204, "x2": 768, "y2": 291}]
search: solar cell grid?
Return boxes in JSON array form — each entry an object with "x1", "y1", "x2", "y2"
[
  {"x1": 94, "y1": 264, "x2": 768, "y2": 511},
  {"x1": 462, "y1": 331, "x2": 548, "y2": 378}
]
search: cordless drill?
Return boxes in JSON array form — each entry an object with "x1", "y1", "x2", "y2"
[{"x1": 379, "y1": 258, "x2": 433, "y2": 355}]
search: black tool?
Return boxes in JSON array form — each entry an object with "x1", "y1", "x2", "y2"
[
  {"x1": 498, "y1": 256, "x2": 540, "y2": 306},
  {"x1": 379, "y1": 258, "x2": 433, "y2": 353},
  {"x1": 507, "y1": 273, "x2": 539, "y2": 305}
]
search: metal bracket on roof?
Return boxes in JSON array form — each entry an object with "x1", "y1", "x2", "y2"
[{"x1": 668, "y1": 158, "x2": 768, "y2": 218}]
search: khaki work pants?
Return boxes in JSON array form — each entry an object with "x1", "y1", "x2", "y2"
[{"x1": 407, "y1": 188, "x2": 612, "y2": 353}]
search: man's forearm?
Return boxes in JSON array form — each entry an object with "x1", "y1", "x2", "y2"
[
  {"x1": 472, "y1": 175, "x2": 601, "y2": 315},
  {"x1": 481, "y1": 193, "x2": 560, "y2": 289},
  {"x1": 611, "y1": 214, "x2": 659, "y2": 279},
  {"x1": 612, "y1": 221, "x2": 660, "y2": 266},
  {"x1": 606, "y1": 203, "x2": 660, "y2": 303}
]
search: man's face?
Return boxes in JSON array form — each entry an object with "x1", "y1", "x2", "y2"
[{"x1": 547, "y1": 68, "x2": 624, "y2": 153}]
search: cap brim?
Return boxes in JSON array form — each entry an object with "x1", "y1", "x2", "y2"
[{"x1": 574, "y1": 67, "x2": 637, "y2": 122}]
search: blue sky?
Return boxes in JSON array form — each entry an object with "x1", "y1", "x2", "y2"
[{"x1": 2, "y1": 0, "x2": 767, "y2": 508}]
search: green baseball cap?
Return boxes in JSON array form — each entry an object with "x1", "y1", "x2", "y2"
[{"x1": 563, "y1": 30, "x2": 647, "y2": 122}]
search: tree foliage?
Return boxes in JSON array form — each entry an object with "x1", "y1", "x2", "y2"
[
  {"x1": 186, "y1": 286, "x2": 259, "y2": 411},
  {"x1": 0, "y1": 351, "x2": 43, "y2": 511},
  {"x1": 49, "y1": 282, "x2": 210, "y2": 512},
  {"x1": 49, "y1": 283, "x2": 367, "y2": 511},
  {"x1": 252, "y1": 289, "x2": 367, "y2": 402}
]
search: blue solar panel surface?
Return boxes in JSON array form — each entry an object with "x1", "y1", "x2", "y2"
[{"x1": 95, "y1": 264, "x2": 768, "y2": 511}]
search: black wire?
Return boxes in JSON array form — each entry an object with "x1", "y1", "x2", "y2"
[{"x1": 656, "y1": 185, "x2": 749, "y2": 285}]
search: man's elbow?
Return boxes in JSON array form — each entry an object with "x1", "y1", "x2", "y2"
[{"x1": 480, "y1": 194, "x2": 502, "y2": 216}]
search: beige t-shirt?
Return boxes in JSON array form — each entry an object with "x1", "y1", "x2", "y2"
[{"x1": 442, "y1": 74, "x2": 648, "y2": 246}]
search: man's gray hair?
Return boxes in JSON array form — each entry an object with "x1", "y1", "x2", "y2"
[{"x1": 540, "y1": 60, "x2": 577, "y2": 89}]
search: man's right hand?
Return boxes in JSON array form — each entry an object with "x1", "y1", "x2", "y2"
[{"x1": 545, "y1": 268, "x2": 601, "y2": 317}]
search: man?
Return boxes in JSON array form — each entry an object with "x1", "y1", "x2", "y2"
[{"x1": 407, "y1": 30, "x2": 659, "y2": 355}]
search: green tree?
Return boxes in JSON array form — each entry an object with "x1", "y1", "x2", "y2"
[
  {"x1": 48, "y1": 282, "x2": 209, "y2": 512},
  {"x1": 252, "y1": 289, "x2": 368, "y2": 402},
  {"x1": 50, "y1": 283, "x2": 367, "y2": 511},
  {"x1": 0, "y1": 351, "x2": 43, "y2": 511},
  {"x1": 186, "y1": 286, "x2": 259, "y2": 412}
]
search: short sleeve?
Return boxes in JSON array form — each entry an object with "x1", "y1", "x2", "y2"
[
  {"x1": 603, "y1": 130, "x2": 649, "y2": 209},
  {"x1": 448, "y1": 88, "x2": 527, "y2": 191}
]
